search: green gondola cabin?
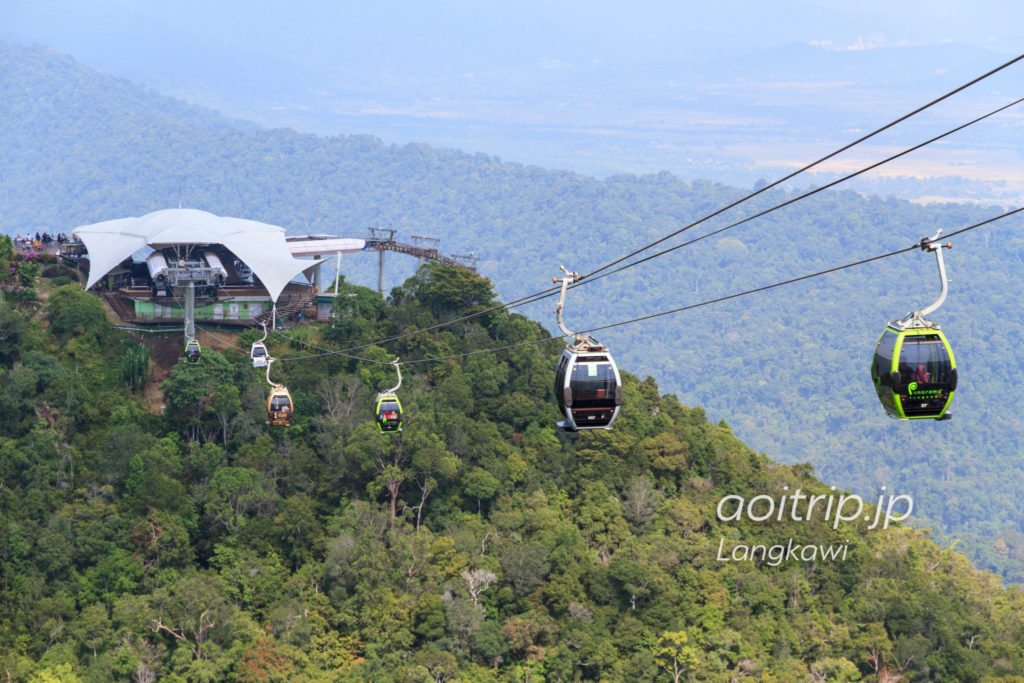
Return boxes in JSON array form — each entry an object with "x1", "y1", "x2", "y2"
[
  {"x1": 375, "y1": 394, "x2": 403, "y2": 433},
  {"x1": 184, "y1": 339, "x2": 201, "y2": 363},
  {"x1": 872, "y1": 324, "x2": 957, "y2": 420}
]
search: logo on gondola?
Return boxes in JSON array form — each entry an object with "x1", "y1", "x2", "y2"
[{"x1": 906, "y1": 381, "x2": 942, "y2": 398}]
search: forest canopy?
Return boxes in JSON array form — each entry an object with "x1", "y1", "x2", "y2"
[{"x1": 2, "y1": 259, "x2": 1024, "y2": 681}]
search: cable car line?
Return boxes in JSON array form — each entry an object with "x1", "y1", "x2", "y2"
[
  {"x1": 191, "y1": 321, "x2": 394, "y2": 365},
  {"x1": 576, "y1": 206, "x2": 1023, "y2": 339},
  {"x1": 577, "y1": 95, "x2": 1024, "y2": 289},
  {"x1": 102, "y1": 55, "x2": 1024, "y2": 397},
  {"x1": 274, "y1": 205, "x2": 1024, "y2": 368},
  {"x1": 198, "y1": 203, "x2": 1022, "y2": 374},
  {"x1": 315, "y1": 284, "x2": 563, "y2": 357},
  {"x1": 186, "y1": 207, "x2": 1019, "y2": 433},
  {"x1": 268, "y1": 329, "x2": 406, "y2": 364},
  {"x1": 149, "y1": 55, "x2": 1024, "y2": 431},
  {"x1": 308, "y1": 85, "x2": 1024, "y2": 359},
  {"x1": 192, "y1": 324, "x2": 253, "y2": 355},
  {"x1": 577, "y1": 52, "x2": 1024, "y2": 283},
  {"x1": 391, "y1": 206, "x2": 1024, "y2": 366}
]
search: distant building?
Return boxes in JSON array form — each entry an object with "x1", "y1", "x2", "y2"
[{"x1": 68, "y1": 208, "x2": 364, "y2": 326}]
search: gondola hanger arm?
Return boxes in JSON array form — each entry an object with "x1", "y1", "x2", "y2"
[
  {"x1": 553, "y1": 266, "x2": 595, "y2": 348},
  {"x1": 265, "y1": 356, "x2": 280, "y2": 388},
  {"x1": 384, "y1": 358, "x2": 402, "y2": 395},
  {"x1": 915, "y1": 229, "x2": 952, "y2": 321}
]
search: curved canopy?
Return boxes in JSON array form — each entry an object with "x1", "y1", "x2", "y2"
[{"x1": 72, "y1": 209, "x2": 314, "y2": 301}]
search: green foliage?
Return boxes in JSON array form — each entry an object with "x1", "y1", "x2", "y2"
[
  {"x1": 0, "y1": 302, "x2": 29, "y2": 364},
  {"x1": 326, "y1": 278, "x2": 386, "y2": 346},
  {"x1": 118, "y1": 340, "x2": 150, "y2": 391},
  {"x1": 204, "y1": 467, "x2": 277, "y2": 534},
  {"x1": 45, "y1": 284, "x2": 111, "y2": 345},
  {"x1": 654, "y1": 630, "x2": 699, "y2": 682},
  {"x1": 410, "y1": 264, "x2": 497, "y2": 318},
  {"x1": 160, "y1": 349, "x2": 237, "y2": 439},
  {"x1": 0, "y1": 233, "x2": 12, "y2": 266},
  {"x1": 2, "y1": 235, "x2": 40, "y2": 297}
]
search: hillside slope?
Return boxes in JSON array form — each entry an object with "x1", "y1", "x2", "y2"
[
  {"x1": 3, "y1": 251, "x2": 1024, "y2": 680},
  {"x1": 2, "y1": 41, "x2": 1024, "y2": 581}
]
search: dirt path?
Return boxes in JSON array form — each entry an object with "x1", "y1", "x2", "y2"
[
  {"x1": 141, "y1": 334, "x2": 181, "y2": 414},
  {"x1": 138, "y1": 328, "x2": 244, "y2": 414}
]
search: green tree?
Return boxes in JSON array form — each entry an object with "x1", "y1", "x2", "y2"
[
  {"x1": 26, "y1": 662, "x2": 84, "y2": 683},
  {"x1": 123, "y1": 437, "x2": 193, "y2": 521},
  {"x1": 0, "y1": 302, "x2": 28, "y2": 364},
  {"x1": 463, "y1": 467, "x2": 499, "y2": 513},
  {"x1": 411, "y1": 263, "x2": 496, "y2": 318},
  {"x1": 413, "y1": 593, "x2": 446, "y2": 643},
  {"x1": 149, "y1": 571, "x2": 237, "y2": 662},
  {"x1": 653, "y1": 630, "x2": 698, "y2": 683},
  {"x1": 407, "y1": 428, "x2": 459, "y2": 530},
  {"x1": 68, "y1": 603, "x2": 113, "y2": 659},
  {"x1": 326, "y1": 278, "x2": 386, "y2": 344},
  {"x1": 205, "y1": 382, "x2": 242, "y2": 448},
  {"x1": 160, "y1": 349, "x2": 235, "y2": 439},
  {"x1": 204, "y1": 467, "x2": 276, "y2": 534},
  {"x1": 45, "y1": 284, "x2": 112, "y2": 346},
  {"x1": 344, "y1": 422, "x2": 409, "y2": 520}
]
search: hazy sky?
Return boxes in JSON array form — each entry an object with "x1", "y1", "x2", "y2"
[
  {"x1": 4, "y1": 0, "x2": 1020, "y2": 85},
  {"x1": 2, "y1": 0, "x2": 1022, "y2": 196},
  {"x1": 3, "y1": 1, "x2": 1021, "y2": 54}
]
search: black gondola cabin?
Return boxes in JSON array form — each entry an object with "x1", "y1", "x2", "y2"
[
  {"x1": 554, "y1": 348, "x2": 623, "y2": 431},
  {"x1": 872, "y1": 325, "x2": 956, "y2": 420}
]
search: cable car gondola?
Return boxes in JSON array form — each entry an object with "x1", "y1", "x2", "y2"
[
  {"x1": 251, "y1": 342, "x2": 268, "y2": 368},
  {"x1": 555, "y1": 347, "x2": 623, "y2": 430},
  {"x1": 262, "y1": 355, "x2": 293, "y2": 426},
  {"x1": 251, "y1": 324, "x2": 270, "y2": 368},
  {"x1": 375, "y1": 359, "x2": 404, "y2": 433},
  {"x1": 267, "y1": 385, "x2": 293, "y2": 426},
  {"x1": 375, "y1": 394, "x2": 403, "y2": 433},
  {"x1": 184, "y1": 338, "x2": 201, "y2": 363},
  {"x1": 871, "y1": 230, "x2": 957, "y2": 421},
  {"x1": 551, "y1": 267, "x2": 623, "y2": 431}
]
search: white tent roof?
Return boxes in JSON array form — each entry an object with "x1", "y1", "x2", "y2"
[{"x1": 72, "y1": 209, "x2": 315, "y2": 302}]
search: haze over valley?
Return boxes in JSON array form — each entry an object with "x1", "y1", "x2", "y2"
[{"x1": 3, "y1": 0, "x2": 1023, "y2": 202}]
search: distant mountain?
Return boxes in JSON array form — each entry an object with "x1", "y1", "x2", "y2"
[
  {"x1": 2, "y1": 40, "x2": 1024, "y2": 581},
  {"x1": 3, "y1": 8, "x2": 1019, "y2": 195}
]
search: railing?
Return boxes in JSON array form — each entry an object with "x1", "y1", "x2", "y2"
[{"x1": 363, "y1": 237, "x2": 476, "y2": 271}]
